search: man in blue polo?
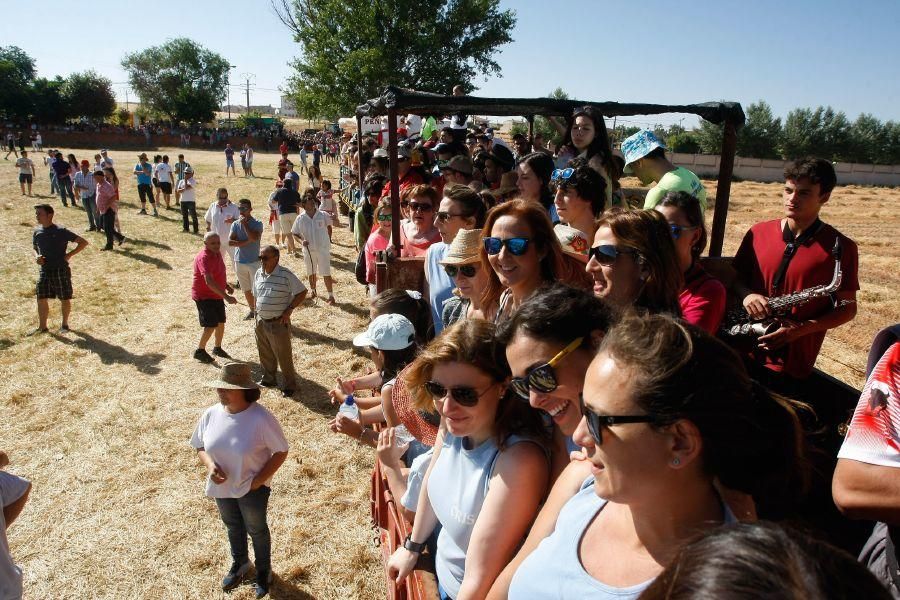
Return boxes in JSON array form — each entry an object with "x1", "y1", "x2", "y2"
[
  {"x1": 229, "y1": 199, "x2": 264, "y2": 320},
  {"x1": 622, "y1": 130, "x2": 708, "y2": 211},
  {"x1": 133, "y1": 152, "x2": 157, "y2": 216}
]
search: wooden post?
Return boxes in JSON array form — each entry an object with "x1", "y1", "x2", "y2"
[
  {"x1": 356, "y1": 115, "x2": 365, "y2": 204},
  {"x1": 387, "y1": 109, "x2": 401, "y2": 256},
  {"x1": 709, "y1": 120, "x2": 738, "y2": 257},
  {"x1": 527, "y1": 115, "x2": 534, "y2": 153}
]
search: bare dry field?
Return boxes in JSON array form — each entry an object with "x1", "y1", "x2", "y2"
[{"x1": 1, "y1": 148, "x2": 896, "y2": 599}]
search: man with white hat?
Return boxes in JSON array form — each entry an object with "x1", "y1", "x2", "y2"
[{"x1": 620, "y1": 130, "x2": 707, "y2": 211}]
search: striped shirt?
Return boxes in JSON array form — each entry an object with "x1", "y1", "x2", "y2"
[
  {"x1": 252, "y1": 264, "x2": 306, "y2": 319},
  {"x1": 73, "y1": 171, "x2": 95, "y2": 198}
]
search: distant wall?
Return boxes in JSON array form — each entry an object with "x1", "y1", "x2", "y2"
[
  {"x1": 670, "y1": 152, "x2": 900, "y2": 187},
  {"x1": 31, "y1": 131, "x2": 275, "y2": 152}
]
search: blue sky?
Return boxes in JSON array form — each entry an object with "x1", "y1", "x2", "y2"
[{"x1": 3, "y1": 0, "x2": 898, "y2": 127}]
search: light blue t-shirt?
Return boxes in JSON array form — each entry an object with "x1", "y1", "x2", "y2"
[
  {"x1": 426, "y1": 243, "x2": 454, "y2": 335},
  {"x1": 134, "y1": 162, "x2": 152, "y2": 185},
  {"x1": 230, "y1": 217, "x2": 264, "y2": 264},
  {"x1": 508, "y1": 477, "x2": 738, "y2": 599}
]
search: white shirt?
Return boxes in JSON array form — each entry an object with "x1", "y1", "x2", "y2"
[
  {"x1": 252, "y1": 264, "x2": 307, "y2": 319},
  {"x1": 154, "y1": 162, "x2": 172, "y2": 184},
  {"x1": 291, "y1": 210, "x2": 331, "y2": 250},
  {"x1": 190, "y1": 403, "x2": 289, "y2": 498},
  {"x1": 0, "y1": 471, "x2": 30, "y2": 600},
  {"x1": 205, "y1": 201, "x2": 241, "y2": 242},
  {"x1": 176, "y1": 177, "x2": 197, "y2": 203}
]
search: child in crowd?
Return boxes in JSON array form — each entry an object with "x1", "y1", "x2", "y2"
[
  {"x1": 267, "y1": 180, "x2": 284, "y2": 248},
  {"x1": 364, "y1": 199, "x2": 393, "y2": 297},
  {"x1": 291, "y1": 189, "x2": 335, "y2": 304},
  {"x1": 317, "y1": 180, "x2": 338, "y2": 241}
]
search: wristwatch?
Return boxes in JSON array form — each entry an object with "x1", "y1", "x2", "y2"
[{"x1": 403, "y1": 534, "x2": 426, "y2": 554}]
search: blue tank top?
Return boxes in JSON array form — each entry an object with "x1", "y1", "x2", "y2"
[
  {"x1": 426, "y1": 243, "x2": 454, "y2": 335},
  {"x1": 508, "y1": 476, "x2": 738, "y2": 599},
  {"x1": 428, "y1": 432, "x2": 533, "y2": 599}
]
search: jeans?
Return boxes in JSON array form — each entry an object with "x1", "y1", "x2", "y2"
[
  {"x1": 49, "y1": 171, "x2": 58, "y2": 195},
  {"x1": 82, "y1": 194, "x2": 98, "y2": 229},
  {"x1": 181, "y1": 201, "x2": 198, "y2": 232},
  {"x1": 57, "y1": 175, "x2": 75, "y2": 205},
  {"x1": 215, "y1": 486, "x2": 272, "y2": 573},
  {"x1": 102, "y1": 208, "x2": 124, "y2": 248},
  {"x1": 137, "y1": 183, "x2": 154, "y2": 206}
]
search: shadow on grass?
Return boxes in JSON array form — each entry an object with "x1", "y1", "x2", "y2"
[
  {"x1": 290, "y1": 325, "x2": 356, "y2": 353},
  {"x1": 333, "y1": 300, "x2": 369, "y2": 319},
  {"x1": 122, "y1": 238, "x2": 172, "y2": 250},
  {"x1": 117, "y1": 247, "x2": 173, "y2": 270},
  {"x1": 51, "y1": 330, "x2": 165, "y2": 375},
  {"x1": 331, "y1": 259, "x2": 357, "y2": 273}
]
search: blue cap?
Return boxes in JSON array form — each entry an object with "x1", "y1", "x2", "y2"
[{"x1": 620, "y1": 130, "x2": 666, "y2": 173}]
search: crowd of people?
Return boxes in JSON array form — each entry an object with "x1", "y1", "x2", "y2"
[{"x1": 7, "y1": 98, "x2": 899, "y2": 600}]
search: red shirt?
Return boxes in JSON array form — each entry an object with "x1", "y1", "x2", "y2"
[
  {"x1": 733, "y1": 219, "x2": 859, "y2": 378},
  {"x1": 192, "y1": 248, "x2": 227, "y2": 300},
  {"x1": 380, "y1": 169, "x2": 423, "y2": 202},
  {"x1": 279, "y1": 143, "x2": 288, "y2": 155},
  {"x1": 679, "y1": 263, "x2": 726, "y2": 334},
  {"x1": 277, "y1": 158, "x2": 289, "y2": 181}
]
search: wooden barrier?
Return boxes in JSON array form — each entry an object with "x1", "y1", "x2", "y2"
[{"x1": 375, "y1": 256, "x2": 426, "y2": 296}]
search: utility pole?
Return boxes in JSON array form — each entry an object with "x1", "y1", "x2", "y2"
[
  {"x1": 227, "y1": 64, "x2": 236, "y2": 124},
  {"x1": 242, "y1": 73, "x2": 256, "y2": 114}
]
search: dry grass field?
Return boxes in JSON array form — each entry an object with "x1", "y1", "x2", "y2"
[{"x1": 1, "y1": 147, "x2": 897, "y2": 599}]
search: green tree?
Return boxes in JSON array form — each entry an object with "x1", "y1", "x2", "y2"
[
  {"x1": 695, "y1": 119, "x2": 723, "y2": 155},
  {"x1": 274, "y1": 0, "x2": 516, "y2": 118},
  {"x1": 848, "y1": 113, "x2": 885, "y2": 164},
  {"x1": 113, "y1": 108, "x2": 132, "y2": 127},
  {"x1": 779, "y1": 106, "x2": 852, "y2": 161},
  {"x1": 0, "y1": 46, "x2": 36, "y2": 121},
  {"x1": 665, "y1": 126, "x2": 701, "y2": 154},
  {"x1": 122, "y1": 38, "x2": 230, "y2": 124},
  {"x1": 883, "y1": 121, "x2": 900, "y2": 165},
  {"x1": 611, "y1": 125, "x2": 640, "y2": 145},
  {"x1": 737, "y1": 101, "x2": 781, "y2": 159},
  {"x1": 30, "y1": 76, "x2": 68, "y2": 124},
  {"x1": 62, "y1": 71, "x2": 116, "y2": 122},
  {"x1": 533, "y1": 87, "x2": 568, "y2": 146}
]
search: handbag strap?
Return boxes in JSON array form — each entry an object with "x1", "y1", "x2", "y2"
[
  {"x1": 772, "y1": 218, "x2": 823, "y2": 294},
  {"x1": 886, "y1": 525, "x2": 900, "y2": 589}
]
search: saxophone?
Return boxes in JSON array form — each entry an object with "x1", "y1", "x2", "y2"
[{"x1": 723, "y1": 238, "x2": 848, "y2": 339}]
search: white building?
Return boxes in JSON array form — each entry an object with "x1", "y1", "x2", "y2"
[{"x1": 280, "y1": 95, "x2": 298, "y2": 118}]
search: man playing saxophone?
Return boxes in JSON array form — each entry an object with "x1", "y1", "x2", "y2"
[{"x1": 732, "y1": 157, "x2": 859, "y2": 394}]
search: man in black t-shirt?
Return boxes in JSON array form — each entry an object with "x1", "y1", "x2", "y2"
[{"x1": 31, "y1": 204, "x2": 88, "y2": 334}]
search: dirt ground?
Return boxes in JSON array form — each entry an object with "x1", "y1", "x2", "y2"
[{"x1": 1, "y1": 147, "x2": 896, "y2": 599}]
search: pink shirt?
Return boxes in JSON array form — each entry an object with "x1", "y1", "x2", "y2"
[
  {"x1": 95, "y1": 180, "x2": 118, "y2": 213},
  {"x1": 192, "y1": 248, "x2": 227, "y2": 300},
  {"x1": 679, "y1": 263, "x2": 726, "y2": 334},
  {"x1": 364, "y1": 230, "x2": 391, "y2": 284},
  {"x1": 398, "y1": 222, "x2": 441, "y2": 258}
]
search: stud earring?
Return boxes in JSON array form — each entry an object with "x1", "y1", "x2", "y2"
[{"x1": 672, "y1": 457, "x2": 681, "y2": 466}]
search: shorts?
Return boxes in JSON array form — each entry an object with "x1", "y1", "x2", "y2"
[
  {"x1": 235, "y1": 261, "x2": 261, "y2": 291},
  {"x1": 159, "y1": 182, "x2": 172, "y2": 194},
  {"x1": 271, "y1": 213, "x2": 283, "y2": 234},
  {"x1": 195, "y1": 298, "x2": 226, "y2": 328},
  {"x1": 37, "y1": 266, "x2": 73, "y2": 300},
  {"x1": 19, "y1": 173, "x2": 33, "y2": 184},
  {"x1": 303, "y1": 246, "x2": 332, "y2": 277},
  {"x1": 152, "y1": 177, "x2": 159, "y2": 188},
  {"x1": 278, "y1": 212, "x2": 297, "y2": 234},
  {"x1": 226, "y1": 158, "x2": 235, "y2": 166}
]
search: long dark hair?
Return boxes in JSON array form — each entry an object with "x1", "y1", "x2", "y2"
[
  {"x1": 516, "y1": 152, "x2": 556, "y2": 209},
  {"x1": 561, "y1": 106, "x2": 617, "y2": 183},
  {"x1": 658, "y1": 191, "x2": 707, "y2": 260},
  {"x1": 371, "y1": 288, "x2": 433, "y2": 344}
]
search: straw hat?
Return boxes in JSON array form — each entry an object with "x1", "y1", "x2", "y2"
[
  {"x1": 205, "y1": 362, "x2": 259, "y2": 389},
  {"x1": 554, "y1": 224, "x2": 590, "y2": 263},
  {"x1": 491, "y1": 171, "x2": 519, "y2": 197},
  {"x1": 392, "y1": 364, "x2": 439, "y2": 446},
  {"x1": 440, "y1": 228, "x2": 482, "y2": 266}
]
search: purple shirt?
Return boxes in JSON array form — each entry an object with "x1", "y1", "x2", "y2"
[{"x1": 52, "y1": 158, "x2": 70, "y2": 179}]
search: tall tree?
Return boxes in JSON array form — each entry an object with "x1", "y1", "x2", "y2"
[
  {"x1": 121, "y1": 38, "x2": 230, "y2": 124},
  {"x1": 0, "y1": 46, "x2": 36, "y2": 121},
  {"x1": 62, "y1": 71, "x2": 116, "y2": 121},
  {"x1": 30, "y1": 76, "x2": 68, "y2": 124},
  {"x1": 695, "y1": 100, "x2": 781, "y2": 158},
  {"x1": 274, "y1": 0, "x2": 516, "y2": 118},
  {"x1": 534, "y1": 87, "x2": 568, "y2": 146}
]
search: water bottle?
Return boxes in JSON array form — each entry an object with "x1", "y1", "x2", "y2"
[
  {"x1": 393, "y1": 424, "x2": 415, "y2": 447},
  {"x1": 338, "y1": 395, "x2": 359, "y2": 420}
]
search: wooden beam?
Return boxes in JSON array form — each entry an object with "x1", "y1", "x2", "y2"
[{"x1": 709, "y1": 120, "x2": 738, "y2": 257}]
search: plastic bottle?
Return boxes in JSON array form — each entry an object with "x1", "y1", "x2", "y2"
[
  {"x1": 393, "y1": 424, "x2": 415, "y2": 447},
  {"x1": 338, "y1": 395, "x2": 359, "y2": 420}
]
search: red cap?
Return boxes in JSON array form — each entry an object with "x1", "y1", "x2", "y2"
[{"x1": 80, "y1": 160, "x2": 90, "y2": 167}]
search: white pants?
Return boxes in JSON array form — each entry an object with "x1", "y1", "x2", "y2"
[
  {"x1": 303, "y1": 245, "x2": 331, "y2": 277},
  {"x1": 235, "y1": 261, "x2": 261, "y2": 291}
]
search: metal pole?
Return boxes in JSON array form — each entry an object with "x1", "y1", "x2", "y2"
[
  {"x1": 709, "y1": 120, "x2": 738, "y2": 257},
  {"x1": 387, "y1": 109, "x2": 401, "y2": 256},
  {"x1": 246, "y1": 78, "x2": 250, "y2": 114}
]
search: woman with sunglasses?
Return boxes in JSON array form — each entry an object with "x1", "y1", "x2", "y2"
[
  {"x1": 503, "y1": 313, "x2": 806, "y2": 599},
  {"x1": 587, "y1": 208, "x2": 683, "y2": 314},
  {"x1": 516, "y1": 152, "x2": 558, "y2": 221},
  {"x1": 396, "y1": 184, "x2": 441, "y2": 257},
  {"x1": 425, "y1": 184, "x2": 488, "y2": 334},
  {"x1": 481, "y1": 199, "x2": 591, "y2": 324},
  {"x1": 553, "y1": 159, "x2": 608, "y2": 240},
  {"x1": 387, "y1": 319, "x2": 549, "y2": 600},
  {"x1": 655, "y1": 191, "x2": 726, "y2": 334},
  {"x1": 363, "y1": 199, "x2": 393, "y2": 296},
  {"x1": 440, "y1": 229, "x2": 500, "y2": 328}
]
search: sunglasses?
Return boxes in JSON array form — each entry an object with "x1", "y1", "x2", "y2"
[
  {"x1": 587, "y1": 244, "x2": 639, "y2": 266},
  {"x1": 409, "y1": 202, "x2": 433, "y2": 213},
  {"x1": 239, "y1": 206, "x2": 250, "y2": 212},
  {"x1": 669, "y1": 224, "x2": 699, "y2": 240},
  {"x1": 483, "y1": 237, "x2": 530, "y2": 256},
  {"x1": 444, "y1": 264, "x2": 478, "y2": 278},
  {"x1": 551, "y1": 168, "x2": 575, "y2": 182},
  {"x1": 579, "y1": 393, "x2": 662, "y2": 445},
  {"x1": 423, "y1": 381, "x2": 491, "y2": 407},
  {"x1": 436, "y1": 211, "x2": 465, "y2": 222},
  {"x1": 376, "y1": 213, "x2": 392, "y2": 222},
  {"x1": 510, "y1": 337, "x2": 583, "y2": 400}
]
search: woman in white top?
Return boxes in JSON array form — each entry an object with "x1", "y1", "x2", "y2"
[{"x1": 190, "y1": 362, "x2": 289, "y2": 598}]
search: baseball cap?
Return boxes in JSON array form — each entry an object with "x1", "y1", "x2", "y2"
[
  {"x1": 397, "y1": 141, "x2": 412, "y2": 160},
  {"x1": 485, "y1": 145, "x2": 515, "y2": 170},
  {"x1": 446, "y1": 155, "x2": 473, "y2": 175},
  {"x1": 80, "y1": 159, "x2": 90, "y2": 167},
  {"x1": 373, "y1": 148, "x2": 389, "y2": 159},
  {"x1": 621, "y1": 130, "x2": 666, "y2": 174},
  {"x1": 353, "y1": 314, "x2": 416, "y2": 351}
]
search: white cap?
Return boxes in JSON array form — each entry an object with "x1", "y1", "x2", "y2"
[
  {"x1": 373, "y1": 148, "x2": 389, "y2": 159},
  {"x1": 353, "y1": 314, "x2": 416, "y2": 351}
]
